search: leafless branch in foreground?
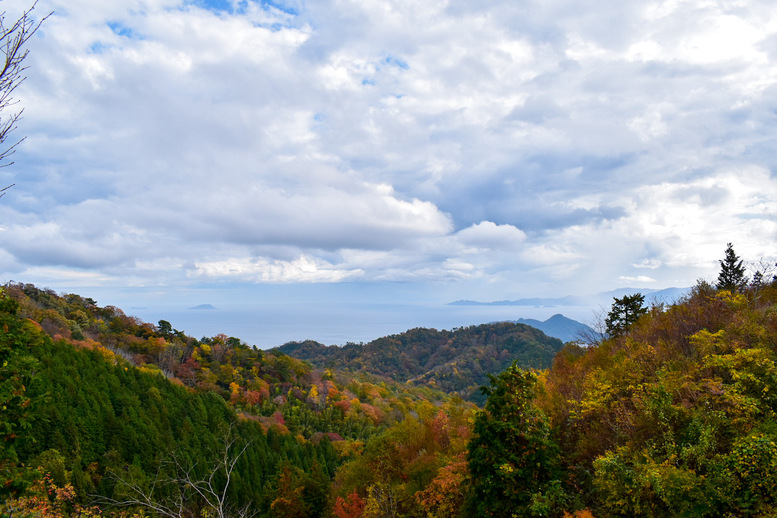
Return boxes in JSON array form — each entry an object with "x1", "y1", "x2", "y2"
[
  {"x1": 0, "y1": 1, "x2": 48, "y2": 166},
  {"x1": 98, "y1": 425, "x2": 256, "y2": 518}
]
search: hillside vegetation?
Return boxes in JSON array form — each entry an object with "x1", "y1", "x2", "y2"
[
  {"x1": 277, "y1": 323, "x2": 564, "y2": 404},
  {"x1": 3, "y1": 255, "x2": 777, "y2": 517},
  {"x1": 465, "y1": 278, "x2": 777, "y2": 517},
  {"x1": 544, "y1": 281, "x2": 777, "y2": 516}
]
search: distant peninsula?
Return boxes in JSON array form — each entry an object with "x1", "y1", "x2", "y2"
[{"x1": 450, "y1": 287, "x2": 690, "y2": 308}]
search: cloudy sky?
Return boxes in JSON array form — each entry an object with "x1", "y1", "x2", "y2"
[{"x1": 1, "y1": 0, "x2": 776, "y2": 314}]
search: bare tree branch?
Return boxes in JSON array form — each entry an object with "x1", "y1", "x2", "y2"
[
  {"x1": 99, "y1": 424, "x2": 257, "y2": 518},
  {"x1": 0, "y1": 2, "x2": 49, "y2": 195}
]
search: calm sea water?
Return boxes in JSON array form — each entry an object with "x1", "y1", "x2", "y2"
[{"x1": 128, "y1": 302, "x2": 598, "y2": 349}]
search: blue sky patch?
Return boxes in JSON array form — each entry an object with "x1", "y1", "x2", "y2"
[
  {"x1": 185, "y1": 0, "x2": 298, "y2": 17},
  {"x1": 184, "y1": 0, "x2": 237, "y2": 15},
  {"x1": 184, "y1": 0, "x2": 300, "y2": 28},
  {"x1": 108, "y1": 21, "x2": 142, "y2": 39},
  {"x1": 89, "y1": 41, "x2": 110, "y2": 54},
  {"x1": 383, "y1": 55, "x2": 409, "y2": 70},
  {"x1": 261, "y1": 0, "x2": 299, "y2": 16}
]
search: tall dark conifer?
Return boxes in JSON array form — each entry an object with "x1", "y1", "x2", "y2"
[
  {"x1": 716, "y1": 243, "x2": 748, "y2": 292},
  {"x1": 605, "y1": 293, "x2": 648, "y2": 338}
]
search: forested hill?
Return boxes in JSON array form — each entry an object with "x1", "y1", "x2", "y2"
[
  {"x1": 276, "y1": 323, "x2": 564, "y2": 404},
  {"x1": 6, "y1": 256, "x2": 777, "y2": 516},
  {"x1": 1, "y1": 281, "x2": 477, "y2": 516}
]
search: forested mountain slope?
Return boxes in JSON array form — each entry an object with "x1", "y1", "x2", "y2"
[
  {"x1": 465, "y1": 280, "x2": 777, "y2": 517},
  {"x1": 1, "y1": 282, "x2": 473, "y2": 516},
  {"x1": 0, "y1": 286, "x2": 344, "y2": 516},
  {"x1": 7, "y1": 269, "x2": 777, "y2": 517},
  {"x1": 277, "y1": 323, "x2": 564, "y2": 404}
]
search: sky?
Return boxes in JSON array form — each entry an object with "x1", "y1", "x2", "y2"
[{"x1": 0, "y1": 0, "x2": 776, "y2": 333}]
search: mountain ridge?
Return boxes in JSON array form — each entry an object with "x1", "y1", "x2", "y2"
[
  {"x1": 450, "y1": 286, "x2": 690, "y2": 308},
  {"x1": 276, "y1": 322, "x2": 564, "y2": 404},
  {"x1": 510, "y1": 313, "x2": 595, "y2": 343}
]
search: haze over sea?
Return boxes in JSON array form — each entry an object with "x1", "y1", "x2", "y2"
[{"x1": 127, "y1": 302, "x2": 598, "y2": 350}]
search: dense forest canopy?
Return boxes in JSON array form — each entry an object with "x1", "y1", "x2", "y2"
[
  {"x1": 2, "y1": 244, "x2": 777, "y2": 517},
  {"x1": 277, "y1": 323, "x2": 564, "y2": 405}
]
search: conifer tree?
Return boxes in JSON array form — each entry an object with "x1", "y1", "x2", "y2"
[
  {"x1": 466, "y1": 365, "x2": 566, "y2": 517},
  {"x1": 716, "y1": 243, "x2": 748, "y2": 292},
  {"x1": 605, "y1": 293, "x2": 647, "y2": 338}
]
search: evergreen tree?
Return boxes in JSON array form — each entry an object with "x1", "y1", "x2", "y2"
[
  {"x1": 716, "y1": 242, "x2": 748, "y2": 292},
  {"x1": 605, "y1": 293, "x2": 647, "y2": 338},
  {"x1": 0, "y1": 289, "x2": 41, "y2": 497},
  {"x1": 466, "y1": 365, "x2": 566, "y2": 517}
]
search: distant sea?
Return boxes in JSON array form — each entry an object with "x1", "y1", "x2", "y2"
[{"x1": 128, "y1": 302, "x2": 599, "y2": 350}]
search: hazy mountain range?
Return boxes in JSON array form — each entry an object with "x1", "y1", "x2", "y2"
[{"x1": 450, "y1": 287, "x2": 690, "y2": 309}]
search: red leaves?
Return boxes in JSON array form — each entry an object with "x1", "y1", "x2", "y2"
[{"x1": 333, "y1": 491, "x2": 366, "y2": 518}]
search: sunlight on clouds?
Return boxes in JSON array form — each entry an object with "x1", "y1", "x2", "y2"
[
  {"x1": 510, "y1": 165, "x2": 777, "y2": 290},
  {"x1": 194, "y1": 256, "x2": 362, "y2": 282},
  {"x1": 587, "y1": 166, "x2": 776, "y2": 275},
  {"x1": 19, "y1": 267, "x2": 117, "y2": 288},
  {"x1": 618, "y1": 275, "x2": 657, "y2": 284},
  {"x1": 626, "y1": 39, "x2": 663, "y2": 62},
  {"x1": 5, "y1": 0, "x2": 777, "y2": 301},
  {"x1": 677, "y1": 14, "x2": 767, "y2": 65},
  {"x1": 632, "y1": 258, "x2": 662, "y2": 270},
  {"x1": 318, "y1": 54, "x2": 377, "y2": 91},
  {"x1": 71, "y1": 55, "x2": 115, "y2": 90},
  {"x1": 441, "y1": 259, "x2": 477, "y2": 277},
  {"x1": 456, "y1": 221, "x2": 526, "y2": 250}
]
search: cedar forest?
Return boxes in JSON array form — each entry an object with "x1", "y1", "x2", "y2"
[{"x1": 2, "y1": 244, "x2": 777, "y2": 517}]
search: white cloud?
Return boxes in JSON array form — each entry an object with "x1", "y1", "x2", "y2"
[
  {"x1": 455, "y1": 221, "x2": 527, "y2": 250},
  {"x1": 2, "y1": 0, "x2": 777, "y2": 303},
  {"x1": 618, "y1": 275, "x2": 657, "y2": 284},
  {"x1": 193, "y1": 255, "x2": 361, "y2": 283},
  {"x1": 633, "y1": 258, "x2": 662, "y2": 270}
]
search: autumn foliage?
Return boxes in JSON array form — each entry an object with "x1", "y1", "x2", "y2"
[{"x1": 5, "y1": 270, "x2": 777, "y2": 517}]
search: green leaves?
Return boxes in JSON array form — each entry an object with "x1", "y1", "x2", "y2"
[
  {"x1": 467, "y1": 365, "x2": 567, "y2": 517},
  {"x1": 0, "y1": 288, "x2": 42, "y2": 497}
]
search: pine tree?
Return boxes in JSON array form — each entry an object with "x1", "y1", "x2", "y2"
[
  {"x1": 716, "y1": 243, "x2": 748, "y2": 292},
  {"x1": 605, "y1": 293, "x2": 648, "y2": 338}
]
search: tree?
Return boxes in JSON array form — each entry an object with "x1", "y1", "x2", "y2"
[
  {"x1": 0, "y1": 288, "x2": 41, "y2": 497},
  {"x1": 750, "y1": 259, "x2": 777, "y2": 291},
  {"x1": 466, "y1": 365, "x2": 566, "y2": 517},
  {"x1": 604, "y1": 293, "x2": 647, "y2": 338},
  {"x1": 0, "y1": 1, "x2": 47, "y2": 196},
  {"x1": 415, "y1": 453, "x2": 469, "y2": 518},
  {"x1": 333, "y1": 491, "x2": 366, "y2": 518},
  {"x1": 104, "y1": 425, "x2": 255, "y2": 518},
  {"x1": 717, "y1": 243, "x2": 748, "y2": 292}
]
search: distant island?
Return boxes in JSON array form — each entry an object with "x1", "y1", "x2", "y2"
[{"x1": 187, "y1": 303, "x2": 216, "y2": 310}]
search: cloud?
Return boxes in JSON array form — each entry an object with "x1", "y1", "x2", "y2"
[
  {"x1": 455, "y1": 221, "x2": 526, "y2": 250},
  {"x1": 1, "y1": 0, "x2": 776, "y2": 301},
  {"x1": 618, "y1": 275, "x2": 657, "y2": 284},
  {"x1": 632, "y1": 259, "x2": 662, "y2": 270},
  {"x1": 193, "y1": 255, "x2": 361, "y2": 282}
]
